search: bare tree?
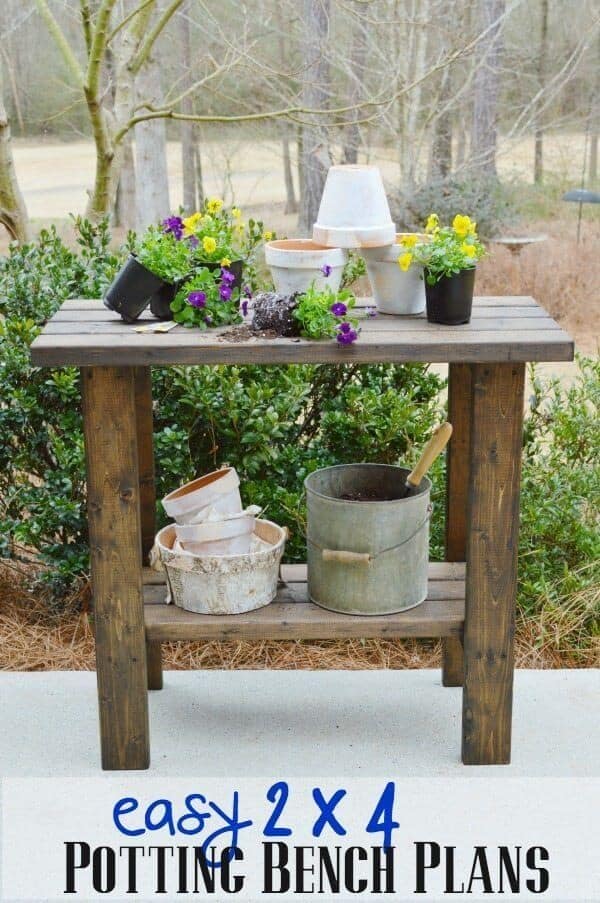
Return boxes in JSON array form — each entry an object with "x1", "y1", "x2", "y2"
[
  {"x1": 471, "y1": 0, "x2": 505, "y2": 178},
  {"x1": 298, "y1": 0, "x2": 331, "y2": 234},
  {"x1": 179, "y1": 2, "x2": 197, "y2": 212},
  {"x1": 534, "y1": 0, "x2": 549, "y2": 184},
  {"x1": 342, "y1": 6, "x2": 367, "y2": 164},
  {"x1": 0, "y1": 67, "x2": 30, "y2": 242},
  {"x1": 135, "y1": 50, "x2": 171, "y2": 229}
]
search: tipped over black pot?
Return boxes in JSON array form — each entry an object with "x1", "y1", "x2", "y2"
[
  {"x1": 104, "y1": 255, "x2": 166, "y2": 323},
  {"x1": 424, "y1": 267, "x2": 476, "y2": 325},
  {"x1": 149, "y1": 259, "x2": 245, "y2": 320}
]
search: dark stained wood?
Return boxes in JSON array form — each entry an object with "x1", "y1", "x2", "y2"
[
  {"x1": 31, "y1": 298, "x2": 574, "y2": 367},
  {"x1": 442, "y1": 363, "x2": 473, "y2": 686},
  {"x1": 462, "y1": 363, "x2": 525, "y2": 765},
  {"x1": 81, "y1": 366, "x2": 150, "y2": 770},
  {"x1": 144, "y1": 562, "x2": 465, "y2": 641},
  {"x1": 134, "y1": 367, "x2": 156, "y2": 563},
  {"x1": 146, "y1": 641, "x2": 163, "y2": 690}
]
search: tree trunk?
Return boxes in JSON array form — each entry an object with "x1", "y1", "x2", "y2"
[
  {"x1": 282, "y1": 124, "x2": 297, "y2": 214},
  {"x1": 533, "y1": 0, "x2": 549, "y2": 184},
  {"x1": 0, "y1": 71, "x2": 30, "y2": 243},
  {"x1": 135, "y1": 57, "x2": 171, "y2": 230},
  {"x1": 430, "y1": 66, "x2": 453, "y2": 179},
  {"x1": 471, "y1": 0, "x2": 505, "y2": 178},
  {"x1": 342, "y1": 8, "x2": 367, "y2": 164},
  {"x1": 115, "y1": 137, "x2": 136, "y2": 229},
  {"x1": 298, "y1": 0, "x2": 331, "y2": 235},
  {"x1": 179, "y1": 3, "x2": 197, "y2": 212},
  {"x1": 194, "y1": 143, "x2": 204, "y2": 206}
]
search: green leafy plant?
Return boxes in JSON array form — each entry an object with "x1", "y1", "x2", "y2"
[
  {"x1": 181, "y1": 198, "x2": 272, "y2": 273},
  {"x1": 170, "y1": 267, "x2": 241, "y2": 329},
  {"x1": 407, "y1": 213, "x2": 486, "y2": 285},
  {"x1": 340, "y1": 251, "x2": 366, "y2": 289},
  {"x1": 293, "y1": 284, "x2": 360, "y2": 344},
  {"x1": 135, "y1": 225, "x2": 193, "y2": 283}
]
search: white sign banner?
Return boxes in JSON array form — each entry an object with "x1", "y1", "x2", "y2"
[{"x1": 1, "y1": 778, "x2": 599, "y2": 901}]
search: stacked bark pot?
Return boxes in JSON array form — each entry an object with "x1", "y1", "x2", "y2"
[{"x1": 154, "y1": 467, "x2": 286, "y2": 614}]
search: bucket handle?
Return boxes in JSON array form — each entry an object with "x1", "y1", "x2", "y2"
[
  {"x1": 309, "y1": 504, "x2": 432, "y2": 565},
  {"x1": 322, "y1": 549, "x2": 371, "y2": 566}
]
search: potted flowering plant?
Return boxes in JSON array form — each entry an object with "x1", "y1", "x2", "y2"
[
  {"x1": 170, "y1": 265, "x2": 242, "y2": 330},
  {"x1": 104, "y1": 225, "x2": 193, "y2": 322},
  {"x1": 409, "y1": 214, "x2": 486, "y2": 325},
  {"x1": 292, "y1": 284, "x2": 360, "y2": 345}
]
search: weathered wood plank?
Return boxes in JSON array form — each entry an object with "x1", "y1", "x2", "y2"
[
  {"x1": 145, "y1": 597, "x2": 464, "y2": 641},
  {"x1": 134, "y1": 368, "x2": 156, "y2": 564},
  {"x1": 462, "y1": 363, "x2": 525, "y2": 765},
  {"x1": 31, "y1": 328, "x2": 574, "y2": 367},
  {"x1": 81, "y1": 366, "x2": 149, "y2": 770},
  {"x1": 43, "y1": 315, "x2": 556, "y2": 334},
  {"x1": 146, "y1": 641, "x2": 163, "y2": 690},
  {"x1": 442, "y1": 363, "x2": 473, "y2": 687}
]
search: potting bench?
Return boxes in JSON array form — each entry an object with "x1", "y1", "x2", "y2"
[{"x1": 31, "y1": 296, "x2": 574, "y2": 770}]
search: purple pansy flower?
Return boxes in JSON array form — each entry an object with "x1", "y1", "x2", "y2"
[
  {"x1": 221, "y1": 268, "x2": 236, "y2": 284},
  {"x1": 321, "y1": 264, "x2": 332, "y2": 277},
  {"x1": 243, "y1": 285, "x2": 253, "y2": 298},
  {"x1": 188, "y1": 290, "x2": 206, "y2": 308},
  {"x1": 330, "y1": 301, "x2": 347, "y2": 317},
  {"x1": 219, "y1": 284, "x2": 233, "y2": 301},
  {"x1": 162, "y1": 216, "x2": 184, "y2": 239},
  {"x1": 241, "y1": 300, "x2": 249, "y2": 317},
  {"x1": 336, "y1": 322, "x2": 358, "y2": 345},
  {"x1": 365, "y1": 306, "x2": 377, "y2": 318}
]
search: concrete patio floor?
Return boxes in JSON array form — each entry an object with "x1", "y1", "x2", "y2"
[{"x1": 0, "y1": 668, "x2": 598, "y2": 776}]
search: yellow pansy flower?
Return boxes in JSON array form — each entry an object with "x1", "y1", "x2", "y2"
[
  {"x1": 401, "y1": 234, "x2": 418, "y2": 249},
  {"x1": 182, "y1": 212, "x2": 202, "y2": 235},
  {"x1": 220, "y1": 257, "x2": 232, "y2": 267},
  {"x1": 461, "y1": 243, "x2": 477, "y2": 258},
  {"x1": 235, "y1": 222, "x2": 246, "y2": 233},
  {"x1": 452, "y1": 214, "x2": 473, "y2": 239},
  {"x1": 206, "y1": 198, "x2": 223, "y2": 214},
  {"x1": 425, "y1": 213, "x2": 439, "y2": 233},
  {"x1": 263, "y1": 230, "x2": 273, "y2": 241},
  {"x1": 232, "y1": 207, "x2": 242, "y2": 219},
  {"x1": 398, "y1": 252, "x2": 413, "y2": 272},
  {"x1": 202, "y1": 236, "x2": 217, "y2": 254}
]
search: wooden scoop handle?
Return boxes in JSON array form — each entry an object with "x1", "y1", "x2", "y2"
[
  {"x1": 322, "y1": 549, "x2": 371, "y2": 565},
  {"x1": 407, "y1": 421, "x2": 453, "y2": 489}
]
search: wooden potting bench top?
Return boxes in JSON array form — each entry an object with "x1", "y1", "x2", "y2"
[{"x1": 31, "y1": 296, "x2": 574, "y2": 771}]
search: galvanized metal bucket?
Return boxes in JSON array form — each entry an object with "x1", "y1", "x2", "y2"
[{"x1": 305, "y1": 464, "x2": 431, "y2": 616}]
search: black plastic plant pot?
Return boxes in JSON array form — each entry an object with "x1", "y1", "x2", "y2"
[
  {"x1": 150, "y1": 281, "x2": 181, "y2": 320},
  {"x1": 425, "y1": 267, "x2": 476, "y2": 325},
  {"x1": 104, "y1": 255, "x2": 165, "y2": 323}
]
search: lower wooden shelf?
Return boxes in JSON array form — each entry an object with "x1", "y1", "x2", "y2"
[{"x1": 144, "y1": 562, "x2": 465, "y2": 642}]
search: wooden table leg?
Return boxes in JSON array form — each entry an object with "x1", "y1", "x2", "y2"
[
  {"x1": 442, "y1": 363, "x2": 472, "y2": 686},
  {"x1": 82, "y1": 366, "x2": 150, "y2": 770},
  {"x1": 462, "y1": 363, "x2": 525, "y2": 765},
  {"x1": 134, "y1": 367, "x2": 156, "y2": 563},
  {"x1": 146, "y1": 640, "x2": 163, "y2": 690}
]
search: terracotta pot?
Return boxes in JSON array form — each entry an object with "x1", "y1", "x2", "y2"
[
  {"x1": 363, "y1": 233, "x2": 427, "y2": 315},
  {"x1": 425, "y1": 268, "x2": 476, "y2": 325},
  {"x1": 162, "y1": 467, "x2": 242, "y2": 524},
  {"x1": 175, "y1": 512, "x2": 256, "y2": 556},
  {"x1": 265, "y1": 240, "x2": 347, "y2": 294},
  {"x1": 312, "y1": 165, "x2": 396, "y2": 248}
]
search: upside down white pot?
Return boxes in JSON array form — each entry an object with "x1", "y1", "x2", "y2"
[
  {"x1": 265, "y1": 239, "x2": 347, "y2": 294},
  {"x1": 363, "y1": 234, "x2": 427, "y2": 315},
  {"x1": 313, "y1": 165, "x2": 396, "y2": 248},
  {"x1": 162, "y1": 467, "x2": 242, "y2": 525}
]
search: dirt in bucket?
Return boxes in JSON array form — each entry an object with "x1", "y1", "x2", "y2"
[{"x1": 338, "y1": 488, "x2": 397, "y2": 501}]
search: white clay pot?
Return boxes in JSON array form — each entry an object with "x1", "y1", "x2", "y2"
[
  {"x1": 157, "y1": 519, "x2": 286, "y2": 614},
  {"x1": 363, "y1": 233, "x2": 427, "y2": 315},
  {"x1": 175, "y1": 512, "x2": 256, "y2": 556},
  {"x1": 265, "y1": 239, "x2": 347, "y2": 294},
  {"x1": 312, "y1": 165, "x2": 396, "y2": 248},
  {"x1": 162, "y1": 467, "x2": 242, "y2": 525}
]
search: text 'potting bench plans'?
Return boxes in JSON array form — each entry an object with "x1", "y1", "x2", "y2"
[{"x1": 31, "y1": 296, "x2": 574, "y2": 769}]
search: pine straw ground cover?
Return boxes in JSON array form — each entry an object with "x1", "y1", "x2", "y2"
[{"x1": 1, "y1": 561, "x2": 597, "y2": 673}]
